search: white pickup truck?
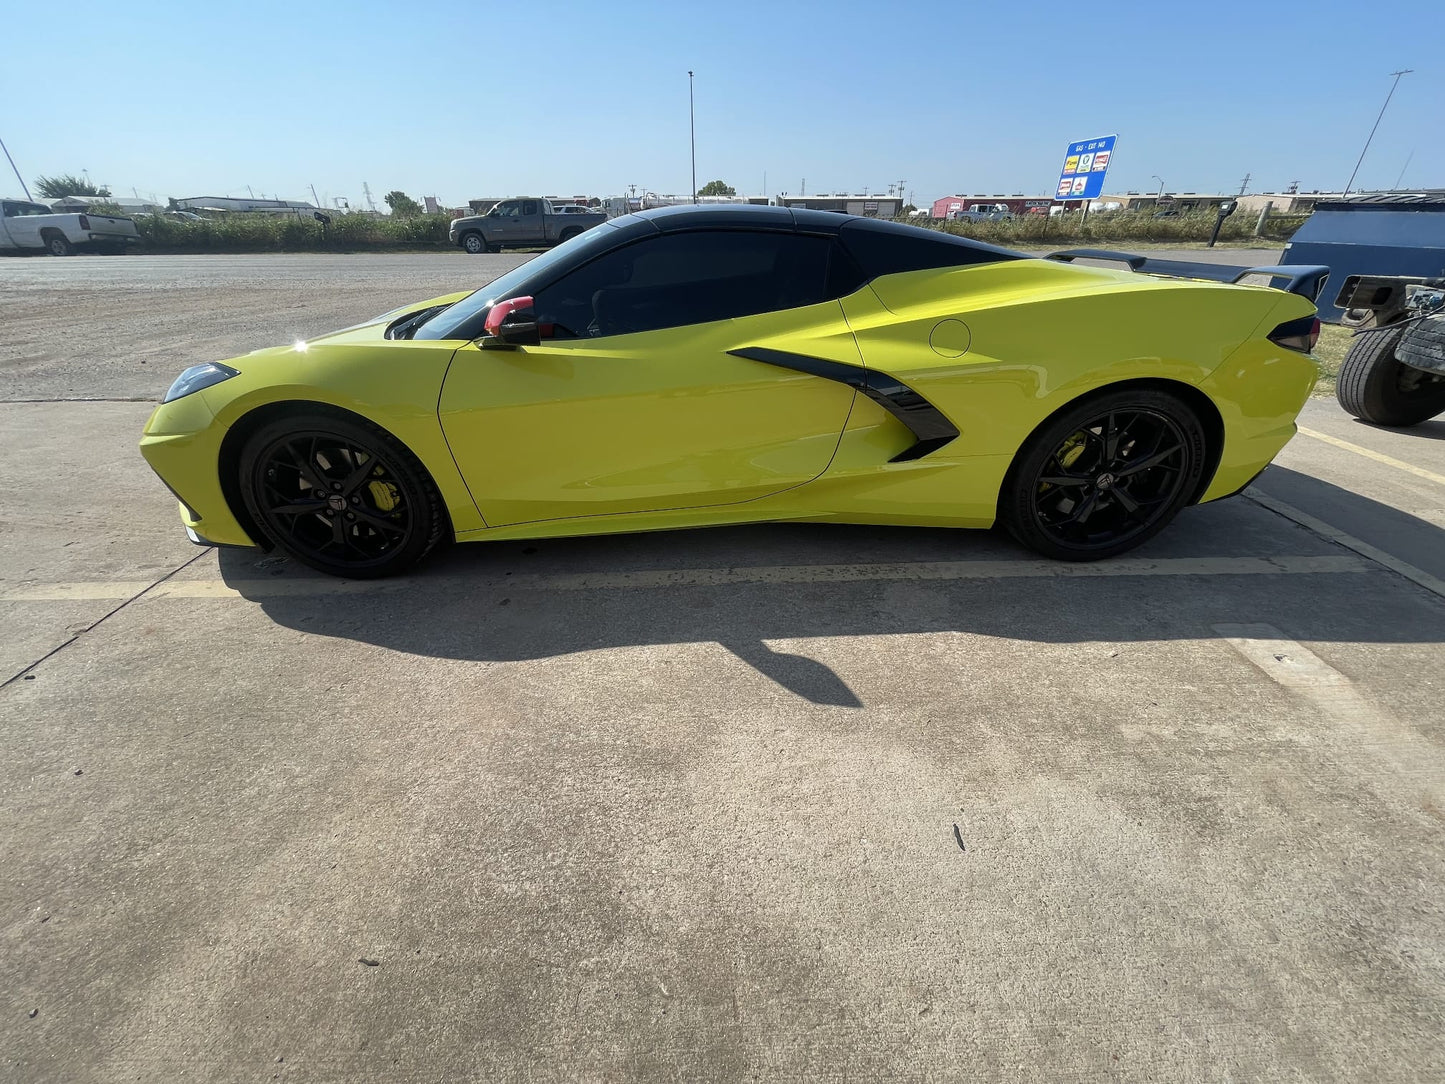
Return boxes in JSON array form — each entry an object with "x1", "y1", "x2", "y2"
[{"x1": 0, "y1": 198, "x2": 142, "y2": 255}]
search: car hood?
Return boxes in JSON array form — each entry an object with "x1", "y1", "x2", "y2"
[{"x1": 242, "y1": 291, "x2": 476, "y2": 352}]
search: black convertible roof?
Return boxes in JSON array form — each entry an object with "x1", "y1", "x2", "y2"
[{"x1": 621, "y1": 204, "x2": 1023, "y2": 268}]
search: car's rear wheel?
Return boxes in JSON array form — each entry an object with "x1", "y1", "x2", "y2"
[
  {"x1": 44, "y1": 233, "x2": 76, "y2": 256},
  {"x1": 1336, "y1": 323, "x2": 1445, "y2": 427},
  {"x1": 1000, "y1": 388, "x2": 1207, "y2": 561},
  {"x1": 461, "y1": 232, "x2": 489, "y2": 254},
  {"x1": 558, "y1": 226, "x2": 582, "y2": 243},
  {"x1": 238, "y1": 413, "x2": 446, "y2": 578}
]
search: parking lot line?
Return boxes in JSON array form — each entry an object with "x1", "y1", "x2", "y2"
[
  {"x1": 1246, "y1": 490, "x2": 1445, "y2": 602},
  {"x1": 1298, "y1": 427, "x2": 1445, "y2": 488},
  {"x1": 1216, "y1": 623, "x2": 1445, "y2": 806},
  {"x1": 0, "y1": 554, "x2": 1377, "y2": 603}
]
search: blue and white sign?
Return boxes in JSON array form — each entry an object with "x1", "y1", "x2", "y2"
[{"x1": 1054, "y1": 134, "x2": 1117, "y2": 202}]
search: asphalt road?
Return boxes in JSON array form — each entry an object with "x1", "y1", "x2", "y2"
[{"x1": 2, "y1": 252, "x2": 1443, "y2": 1083}]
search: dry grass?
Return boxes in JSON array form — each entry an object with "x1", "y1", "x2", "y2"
[{"x1": 1312, "y1": 324, "x2": 1352, "y2": 399}]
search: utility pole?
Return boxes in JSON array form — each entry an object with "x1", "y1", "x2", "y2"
[
  {"x1": 1237, "y1": 172, "x2": 1250, "y2": 195},
  {"x1": 1343, "y1": 69, "x2": 1412, "y2": 197},
  {"x1": 1, "y1": 135, "x2": 31, "y2": 199},
  {"x1": 801, "y1": 178, "x2": 805, "y2": 196},
  {"x1": 362, "y1": 181, "x2": 376, "y2": 213},
  {"x1": 310, "y1": 183, "x2": 321, "y2": 209},
  {"x1": 1393, "y1": 149, "x2": 1414, "y2": 190},
  {"x1": 687, "y1": 71, "x2": 696, "y2": 204}
]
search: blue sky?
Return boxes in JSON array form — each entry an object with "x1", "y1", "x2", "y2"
[{"x1": 3, "y1": 0, "x2": 1438, "y2": 210}]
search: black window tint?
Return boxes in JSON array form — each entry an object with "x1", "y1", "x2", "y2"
[
  {"x1": 522, "y1": 200, "x2": 538, "y2": 215},
  {"x1": 533, "y1": 230, "x2": 836, "y2": 339},
  {"x1": 825, "y1": 241, "x2": 866, "y2": 298},
  {"x1": 839, "y1": 219, "x2": 1021, "y2": 279}
]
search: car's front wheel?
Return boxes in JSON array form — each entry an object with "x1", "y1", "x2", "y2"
[
  {"x1": 238, "y1": 413, "x2": 447, "y2": 578},
  {"x1": 460, "y1": 232, "x2": 489, "y2": 254},
  {"x1": 999, "y1": 388, "x2": 1207, "y2": 561}
]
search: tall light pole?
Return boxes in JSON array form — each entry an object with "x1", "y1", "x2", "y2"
[
  {"x1": 1151, "y1": 175, "x2": 1165, "y2": 201},
  {"x1": 1343, "y1": 69, "x2": 1412, "y2": 198},
  {"x1": 688, "y1": 70, "x2": 696, "y2": 204},
  {"x1": 0, "y1": 134, "x2": 32, "y2": 200}
]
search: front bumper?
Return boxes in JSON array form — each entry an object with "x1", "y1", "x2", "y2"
[{"x1": 139, "y1": 393, "x2": 259, "y2": 547}]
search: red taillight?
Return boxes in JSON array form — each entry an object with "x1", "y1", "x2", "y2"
[
  {"x1": 1268, "y1": 315, "x2": 1320, "y2": 354},
  {"x1": 78, "y1": 214, "x2": 90, "y2": 230}
]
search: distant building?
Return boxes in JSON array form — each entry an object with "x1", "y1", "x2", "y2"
[
  {"x1": 931, "y1": 195, "x2": 1054, "y2": 218},
  {"x1": 49, "y1": 195, "x2": 165, "y2": 216},
  {"x1": 174, "y1": 196, "x2": 322, "y2": 215},
  {"x1": 777, "y1": 194, "x2": 901, "y2": 217}
]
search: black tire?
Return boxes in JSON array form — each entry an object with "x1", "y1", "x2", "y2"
[
  {"x1": 558, "y1": 226, "x2": 582, "y2": 243},
  {"x1": 999, "y1": 388, "x2": 1207, "y2": 561},
  {"x1": 44, "y1": 233, "x2": 76, "y2": 256},
  {"x1": 1336, "y1": 323, "x2": 1445, "y2": 427},
  {"x1": 238, "y1": 413, "x2": 447, "y2": 578},
  {"x1": 460, "y1": 232, "x2": 489, "y2": 255}
]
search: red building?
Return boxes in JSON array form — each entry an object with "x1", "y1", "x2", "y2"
[{"x1": 931, "y1": 195, "x2": 1055, "y2": 218}]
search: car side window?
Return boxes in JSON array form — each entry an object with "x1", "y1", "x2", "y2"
[
  {"x1": 522, "y1": 200, "x2": 538, "y2": 215},
  {"x1": 532, "y1": 230, "x2": 850, "y2": 340}
]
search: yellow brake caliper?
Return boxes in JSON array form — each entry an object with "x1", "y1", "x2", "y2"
[{"x1": 368, "y1": 471, "x2": 400, "y2": 513}]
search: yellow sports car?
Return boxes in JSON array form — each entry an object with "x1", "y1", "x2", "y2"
[{"x1": 140, "y1": 206, "x2": 1326, "y2": 578}]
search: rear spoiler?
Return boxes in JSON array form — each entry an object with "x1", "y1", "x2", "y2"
[{"x1": 1046, "y1": 248, "x2": 1330, "y2": 303}]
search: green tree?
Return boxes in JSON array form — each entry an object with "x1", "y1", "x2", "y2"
[
  {"x1": 34, "y1": 173, "x2": 110, "y2": 199},
  {"x1": 384, "y1": 190, "x2": 423, "y2": 217},
  {"x1": 697, "y1": 179, "x2": 736, "y2": 197}
]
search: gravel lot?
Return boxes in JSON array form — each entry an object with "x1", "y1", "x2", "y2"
[{"x1": 2, "y1": 251, "x2": 1443, "y2": 1083}]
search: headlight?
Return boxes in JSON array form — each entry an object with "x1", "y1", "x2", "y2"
[{"x1": 164, "y1": 362, "x2": 239, "y2": 403}]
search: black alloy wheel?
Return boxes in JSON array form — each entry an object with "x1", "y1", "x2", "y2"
[
  {"x1": 1001, "y1": 389, "x2": 1207, "y2": 561},
  {"x1": 238, "y1": 414, "x2": 445, "y2": 578}
]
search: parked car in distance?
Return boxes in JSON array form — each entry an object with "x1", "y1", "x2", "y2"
[
  {"x1": 449, "y1": 197, "x2": 608, "y2": 254},
  {"x1": 948, "y1": 203, "x2": 1015, "y2": 222},
  {"x1": 0, "y1": 199, "x2": 142, "y2": 255},
  {"x1": 553, "y1": 205, "x2": 596, "y2": 214}
]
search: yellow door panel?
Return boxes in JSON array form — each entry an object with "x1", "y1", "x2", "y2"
[{"x1": 438, "y1": 300, "x2": 860, "y2": 526}]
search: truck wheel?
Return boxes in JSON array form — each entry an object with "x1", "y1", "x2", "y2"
[
  {"x1": 460, "y1": 232, "x2": 489, "y2": 255},
  {"x1": 1336, "y1": 323, "x2": 1445, "y2": 427},
  {"x1": 558, "y1": 226, "x2": 582, "y2": 243},
  {"x1": 43, "y1": 232, "x2": 76, "y2": 256}
]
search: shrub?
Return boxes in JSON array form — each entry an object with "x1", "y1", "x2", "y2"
[
  {"x1": 131, "y1": 212, "x2": 458, "y2": 253},
  {"x1": 900, "y1": 211, "x2": 1309, "y2": 247}
]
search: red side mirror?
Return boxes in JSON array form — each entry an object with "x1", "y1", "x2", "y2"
[{"x1": 484, "y1": 295, "x2": 536, "y2": 340}]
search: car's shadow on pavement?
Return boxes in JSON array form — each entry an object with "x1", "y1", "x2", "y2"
[{"x1": 217, "y1": 470, "x2": 1445, "y2": 706}]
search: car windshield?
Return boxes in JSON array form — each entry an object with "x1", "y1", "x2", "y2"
[{"x1": 413, "y1": 223, "x2": 622, "y2": 340}]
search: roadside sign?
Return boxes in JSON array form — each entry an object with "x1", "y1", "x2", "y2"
[{"x1": 1054, "y1": 135, "x2": 1117, "y2": 201}]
